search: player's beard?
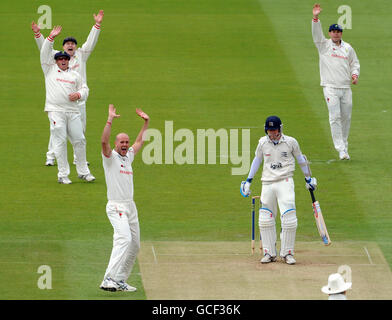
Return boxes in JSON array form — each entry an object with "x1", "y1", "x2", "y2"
[{"x1": 268, "y1": 132, "x2": 281, "y2": 142}]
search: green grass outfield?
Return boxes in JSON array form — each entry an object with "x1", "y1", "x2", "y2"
[{"x1": 0, "y1": 0, "x2": 391, "y2": 299}]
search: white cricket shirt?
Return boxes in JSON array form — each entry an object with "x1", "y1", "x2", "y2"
[
  {"x1": 35, "y1": 24, "x2": 101, "y2": 106},
  {"x1": 312, "y1": 19, "x2": 360, "y2": 88},
  {"x1": 102, "y1": 148, "x2": 135, "y2": 201},
  {"x1": 255, "y1": 134, "x2": 302, "y2": 183},
  {"x1": 35, "y1": 24, "x2": 101, "y2": 83},
  {"x1": 40, "y1": 38, "x2": 88, "y2": 112}
]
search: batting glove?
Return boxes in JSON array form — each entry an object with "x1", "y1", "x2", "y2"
[
  {"x1": 305, "y1": 177, "x2": 317, "y2": 191},
  {"x1": 240, "y1": 178, "x2": 252, "y2": 197}
]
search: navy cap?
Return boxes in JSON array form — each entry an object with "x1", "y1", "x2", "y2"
[
  {"x1": 54, "y1": 51, "x2": 71, "y2": 60},
  {"x1": 329, "y1": 24, "x2": 343, "y2": 32},
  {"x1": 62, "y1": 37, "x2": 77, "y2": 45}
]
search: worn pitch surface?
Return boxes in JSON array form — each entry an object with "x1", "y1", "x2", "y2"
[{"x1": 139, "y1": 241, "x2": 392, "y2": 300}]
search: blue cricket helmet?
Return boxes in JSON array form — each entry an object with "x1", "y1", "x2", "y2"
[{"x1": 264, "y1": 116, "x2": 282, "y2": 134}]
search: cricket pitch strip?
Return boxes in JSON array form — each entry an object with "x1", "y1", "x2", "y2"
[{"x1": 138, "y1": 241, "x2": 392, "y2": 300}]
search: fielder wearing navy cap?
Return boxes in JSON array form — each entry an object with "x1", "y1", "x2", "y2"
[
  {"x1": 63, "y1": 37, "x2": 78, "y2": 46},
  {"x1": 329, "y1": 24, "x2": 343, "y2": 32},
  {"x1": 54, "y1": 51, "x2": 71, "y2": 60}
]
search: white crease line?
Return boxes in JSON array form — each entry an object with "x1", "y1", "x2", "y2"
[
  {"x1": 157, "y1": 253, "x2": 250, "y2": 256},
  {"x1": 154, "y1": 253, "x2": 366, "y2": 257},
  {"x1": 151, "y1": 245, "x2": 158, "y2": 264},
  {"x1": 139, "y1": 262, "x2": 381, "y2": 266},
  {"x1": 364, "y1": 246, "x2": 374, "y2": 265}
]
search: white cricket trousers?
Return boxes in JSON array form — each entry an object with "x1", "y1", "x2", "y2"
[
  {"x1": 323, "y1": 87, "x2": 353, "y2": 154},
  {"x1": 46, "y1": 102, "x2": 87, "y2": 161},
  {"x1": 258, "y1": 178, "x2": 298, "y2": 257},
  {"x1": 47, "y1": 111, "x2": 90, "y2": 178},
  {"x1": 104, "y1": 200, "x2": 140, "y2": 282}
]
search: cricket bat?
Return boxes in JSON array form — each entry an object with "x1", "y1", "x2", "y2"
[{"x1": 309, "y1": 189, "x2": 331, "y2": 246}]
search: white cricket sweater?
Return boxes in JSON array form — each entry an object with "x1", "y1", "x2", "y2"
[
  {"x1": 255, "y1": 134, "x2": 303, "y2": 184},
  {"x1": 34, "y1": 23, "x2": 101, "y2": 84},
  {"x1": 40, "y1": 37, "x2": 89, "y2": 113},
  {"x1": 312, "y1": 19, "x2": 360, "y2": 88},
  {"x1": 102, "y1": 148, "x2": 135, "y2": 201}
]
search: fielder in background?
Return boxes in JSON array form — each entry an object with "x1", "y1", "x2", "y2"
[
  {"x1": 312, "y1": 3, "x2": 360, "y2": 160},
  {"x1": 32, "y1": 9, "x2": 104, "y2": 166},
  {"x1": 321, "y1": 273, "x2": 352, "y2": 300},
  {"x1": 240, "y1": 116, "x2": 317, "y2": 265},
  {"x1": 100, "y1": 104, "x2": 150, "y2": 292},
  {"x1": 40, "y1": 26, "x2": 94, "y2": 184}
]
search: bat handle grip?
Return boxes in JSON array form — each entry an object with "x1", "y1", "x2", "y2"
[{"x1": 309, "y1": 189, "x2": 316, "y2": 203}]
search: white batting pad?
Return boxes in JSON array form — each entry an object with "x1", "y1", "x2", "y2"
[
  {"x1": 259, "y1": 208, "x2": 277, "y2": 257},
  {"x1": 280, "y1": 210, "x2": 297, "y2": 257}
]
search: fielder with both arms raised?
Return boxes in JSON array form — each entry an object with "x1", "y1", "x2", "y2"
[
  {"x1": 99, "y1": 104, "x2": 149, "y2": 292},
  {"x1": 240, "y1": 116, "x2": 317, "y2": 265},
  {"x1": 32, "y1": 10, "x2": 104, "y2": 166}
]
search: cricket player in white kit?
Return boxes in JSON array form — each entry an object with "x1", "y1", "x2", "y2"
[
  {"x1": 240, "y1": 116, "x2": 317, "y2": 265},
  {"x1": 100, "y1": 104, "x2": 150, "y2": 292},
  {"x1": 41, "y1": 26, "x2": 95, "y2": 184},
  {"x1": 32, "y1": 10, "x2": 104, "y2": 166},
  {"x1": 312, "y1": 4, "x2": 360, "y2": 160}
]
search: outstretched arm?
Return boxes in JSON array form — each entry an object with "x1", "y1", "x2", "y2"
[
  {"x1": 32, "y1": 21, "x2": 45, "y2": 50},
  {"x1": 131, "y1": 109, "x2": 150, "y2": 155},
  {"x1": 102, "y1": 104, "x2": 120, "y2": 158},
  {"x1": 311, "y1": 5, "x2": 328, "y2": 53},
  {"x1": 40, "y1": 25, "x2": 62, "y2": 74},
  {"x1": 79, "y1": 9, "x2": 104, "y2": 60}
]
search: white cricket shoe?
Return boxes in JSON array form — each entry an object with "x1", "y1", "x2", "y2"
[
  {"x1": 78, "y1": 173, "x2": 96, "y2": 182},
  {"x1": 260, "y1": 254, "x2": 277, "y2": 264},
  {"x1": 116, "y1": 280, "x2": 137, "y2": 292},
  {"x1": 45, "y1": 159, "x2": 55, "y2": 166},
  {"x1": 100, "y1": 277, "x2": 119, "y2": 292},
  {"x1": 58, "y1": 177, "x2": 72, "y2": 184},
  {"x1": 284, "y1": 254, "x2": 296, "y2": 265},
  {"x1": 339, "y1": 151, "x2": 350, "y2": 160}
]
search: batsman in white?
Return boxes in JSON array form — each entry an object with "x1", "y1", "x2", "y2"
[
  {"x1": 100, "y1": 104, "x2": 150, "y2": 292},
  {"x1": 32, "y1": 9, "x2": 104, "y2": 166},
  {"x1": 312, "y1": 3, "x2": 360, "y2": 160},
  {"x1": 40, "y1": 25, "x2": 94, "y2": 184},
  {"x1": 240, "y1": 116, "x2": 317, "y2": 265}
]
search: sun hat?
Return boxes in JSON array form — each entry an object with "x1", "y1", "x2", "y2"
[{"x1": 322, "y1": 273, "x2": 352, "y2": 294}]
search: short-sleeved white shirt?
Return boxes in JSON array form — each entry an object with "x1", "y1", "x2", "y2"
[
  {"x1": 255, "y1": 134, "x2": 302, "y2": 183},
  {"x1": 102, "y1": 148, "x2": 135, "y2": 201}
]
